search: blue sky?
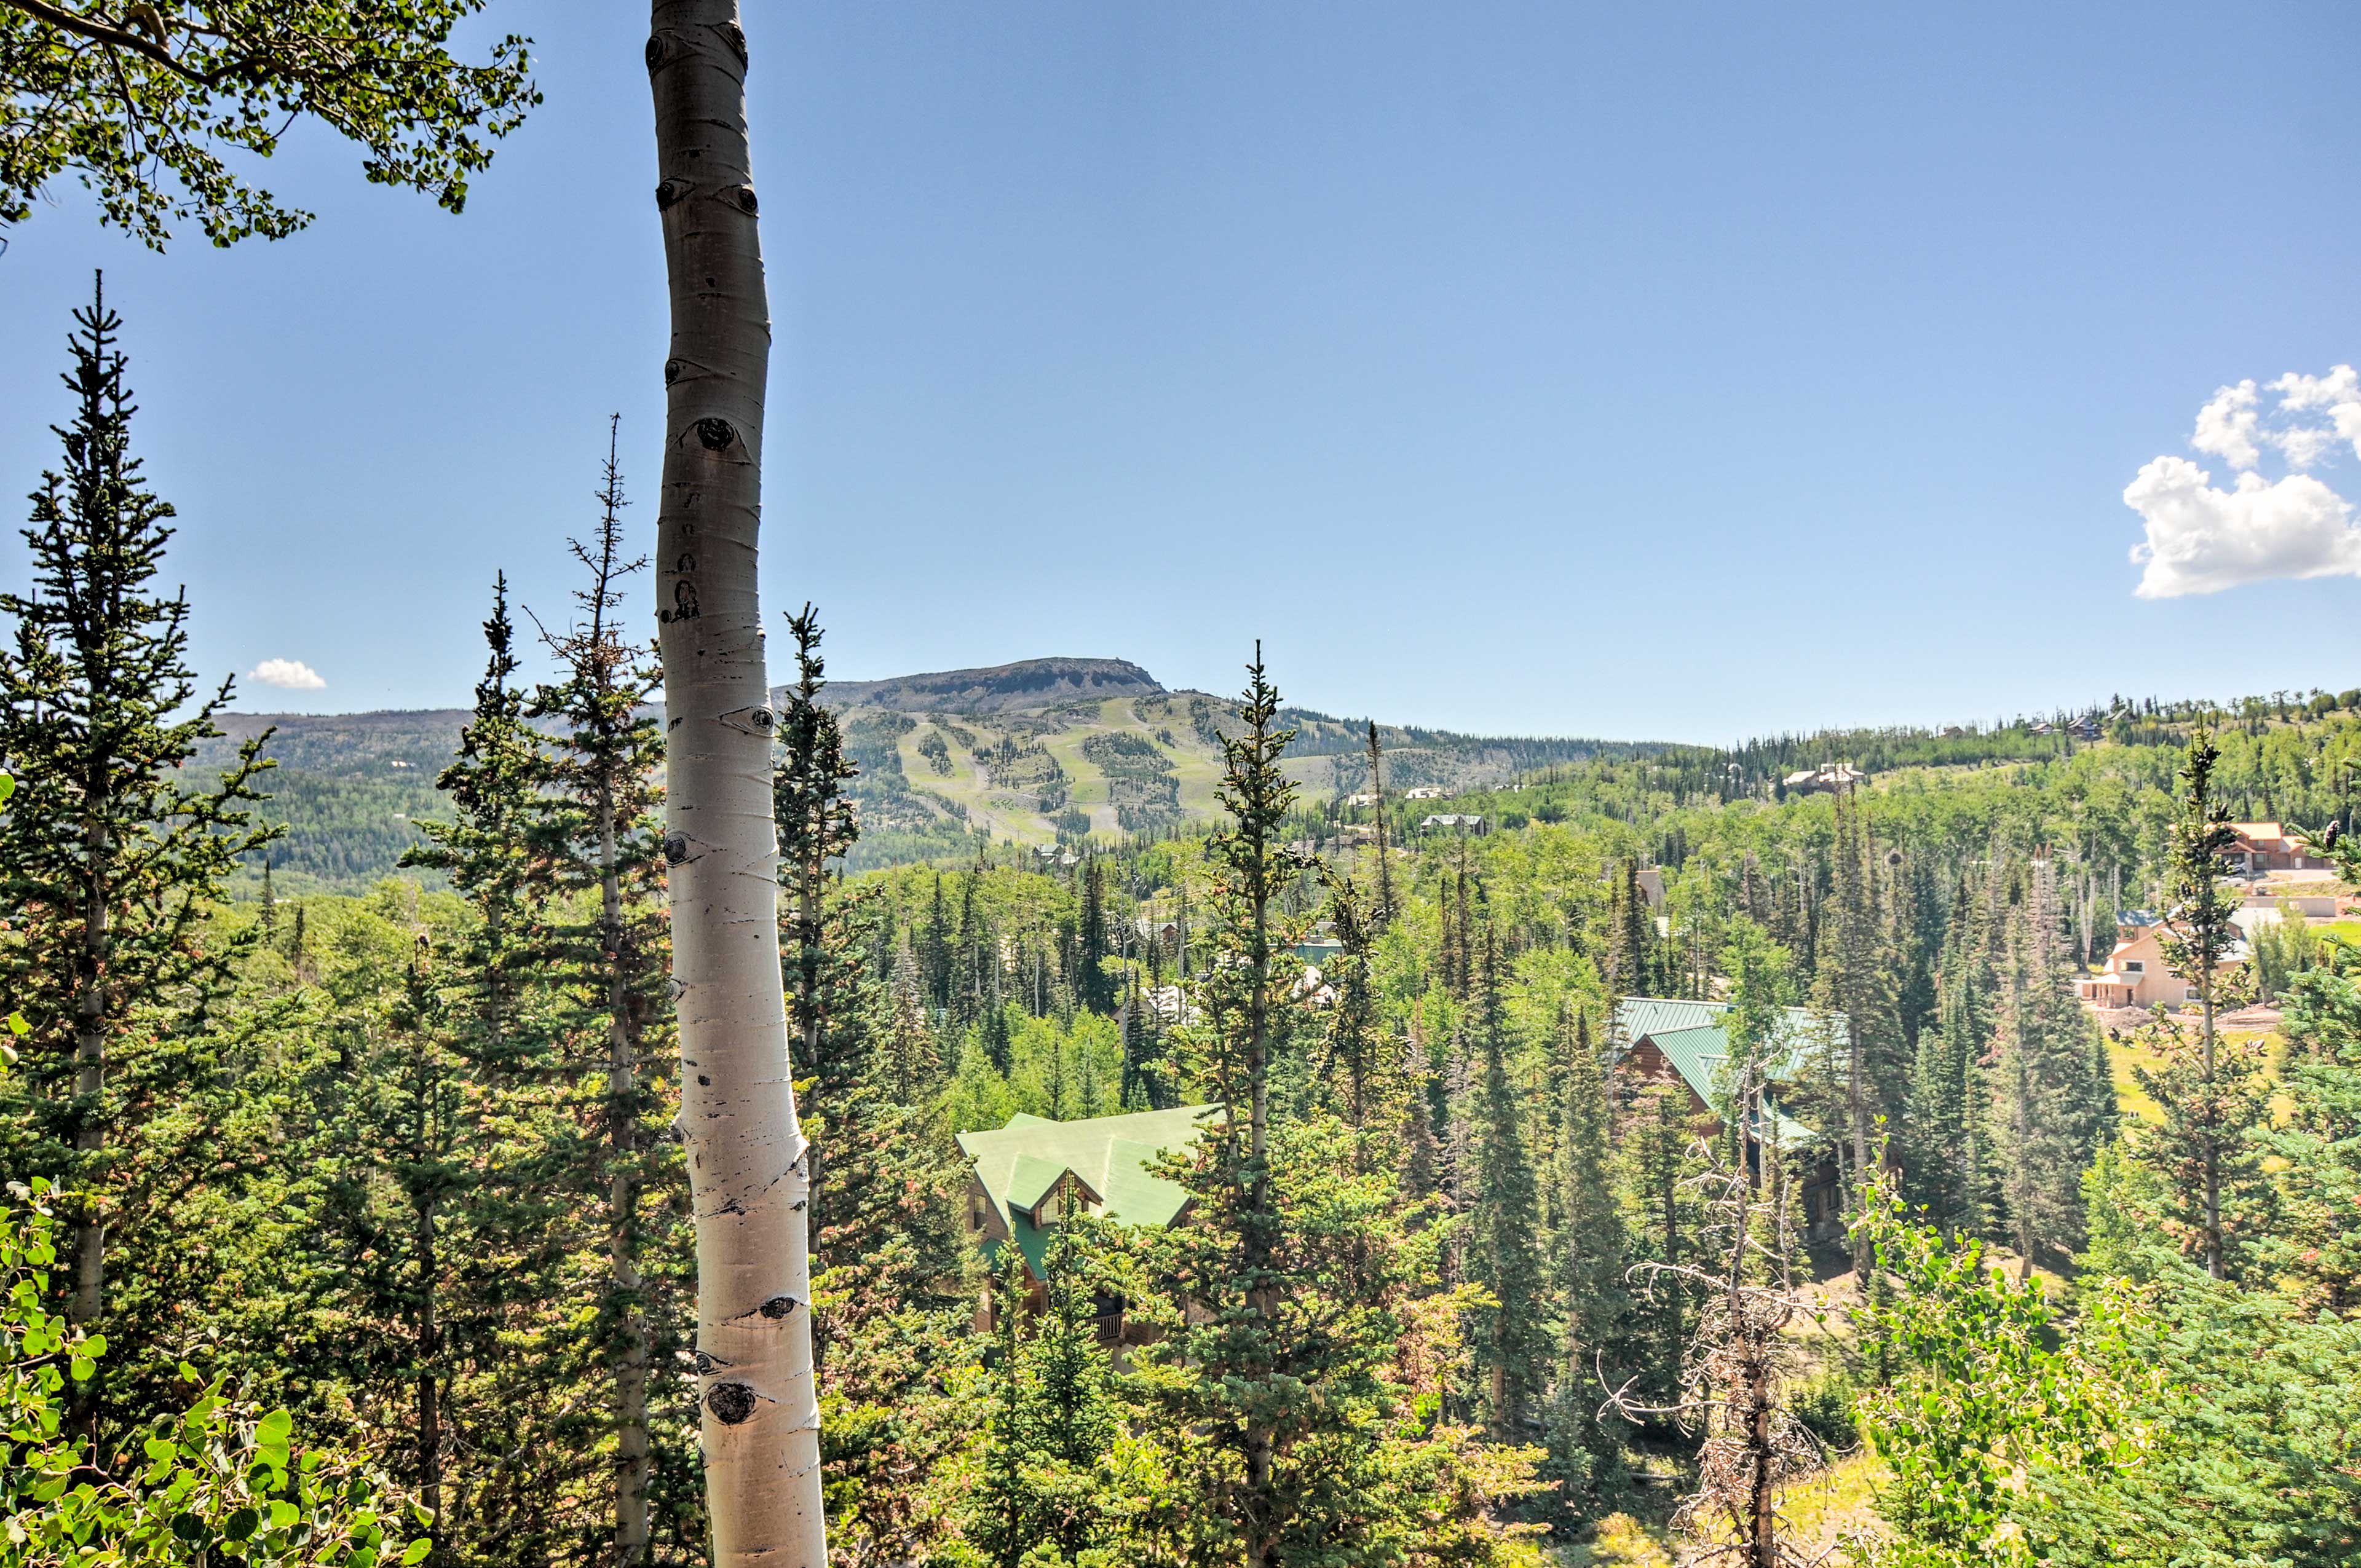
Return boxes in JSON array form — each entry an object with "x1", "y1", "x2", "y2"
[{"x1": 3, "y1": 1, "x2": 2358, "y2": 741}]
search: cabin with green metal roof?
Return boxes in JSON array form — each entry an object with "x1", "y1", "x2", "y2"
[
  {"x1": 1608, "y1": 996, "x2": 1847, "y2": 1241},
  {"x1": 956, "y1": 1104, "x2": 1220, "y2": 1285}
]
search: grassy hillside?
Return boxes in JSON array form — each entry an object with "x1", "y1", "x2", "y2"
[{"x1": 813, "y1": 665, "x2": 1634, "y2": 870}]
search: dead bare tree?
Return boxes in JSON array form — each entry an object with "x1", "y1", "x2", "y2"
[{"x1": 1605, "y1": 1060, "x2": 1835, "y2": 1568}]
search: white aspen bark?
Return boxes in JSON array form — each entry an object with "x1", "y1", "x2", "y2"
[{"x1": 646, "y1": 6, "x2": 826, "y2": 1564}]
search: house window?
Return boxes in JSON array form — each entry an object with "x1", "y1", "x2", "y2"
[
  {"x1": 970, "y1": 1194, "x2": 986, "y2": 1231},
  {"x1": 2123, "y1": 960, "x2": 2145, "y2": 974},
  {"x1": 2185, "y1": 987, "x2": 2201, "y2": 1001}
]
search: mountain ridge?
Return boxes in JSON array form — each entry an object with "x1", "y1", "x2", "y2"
[
  {"x1": 791, "y1": 656, "x2": 1163, "y2": 716},
  {"x1": 200, "y1": 655, "x2": 1629, "y2": 886}
]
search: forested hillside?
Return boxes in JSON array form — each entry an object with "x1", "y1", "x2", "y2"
[
  {"x1": 6, "y1": 275, "x2": 2359, "y2": 1568},
  {"x1": 192, "y1": 711, "x2": 464, "y2": 891},
  {"x1": 210, "y1": 666, "x2": 2361, "y2": 891},
  {"x1": 203, "y1": 662, "x2": 1645, "y2": 883}
]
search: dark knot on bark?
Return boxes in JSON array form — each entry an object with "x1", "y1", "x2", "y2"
[
  {"x1": 663, "y1": 832, "x2": 690, "y2": 864},
  {"x1": 728, "y1": 184, "x2": 759, "y2": 216},
  {"x1": 664, "y1": 358, "x2": 685, "y2": 385},
  {"x1": 644, "y1": 34, "x2": 667, "y2": 70},
  {"x1": 654, "y1": 178, "x2": 689, "y2": 211},
  {"x1": 759, "y1": 1295, "x2": 800, "y2": 1320},
  {"x1": 695, "y1": 417, "x2": 737, "y2": 451},
  {"x1": 705, "y1": 1381, "x2": 757, "y2": 1426},
  {"x1": 692, "y1": 1350, "x2": 716, "y2": 1376},
  {"x1": 722, "y1": 21, "x2": 749, "y2": 64}
]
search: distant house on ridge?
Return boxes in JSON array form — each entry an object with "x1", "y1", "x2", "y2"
[
  {"x1": 1781, "y1": 764, "x2": 1866, "y2": 795},
  {"x1": 2224, "y1": 822, "x2": 2331, "y2": 876}
]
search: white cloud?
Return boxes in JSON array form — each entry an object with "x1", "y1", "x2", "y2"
[
  {"x1": 2269, "y1": 366, "x2": 2361, "y2": 468},
  {"x1": 2125, "y1": 456, "x2": 2360, "y2": 599},
  {"x1": 2126, "y1": 366, "x2": 2361, "y2": 597},
  {"x1": 2272, "y1": 364, "x2": 2359, "y2": 412},
  {"x1": 249, "y1": 658, "x2": 326, "y2": 690},
  {"x1": 2191, "y1": 379, "x2": 2261, "y2": 469}
]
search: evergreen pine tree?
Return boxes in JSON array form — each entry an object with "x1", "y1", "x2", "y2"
[
  {"x1": 1139, "y1": 651, "x2": 1539, "y2": 1564},
  {"x1": 966, "y1": 1231, "x2": 1121, "y2": 1567},
  {"x1": 402, "y1": 573, "x2": 541, "y2": 1070},
  {"x1": 1076, "y1": 856, "x2": 1115, "y2": 1015},
  {"x1": 1365, "y1": 720, "x2": 1394, "y2": 921},
  {"x1": 400, "y1": 576, "x2": 615, "y2": 1565},
  {"x1": 1982, "y1": 857, "x2": 2110, "y2": 1277},
  {"x1": 1318, "y1": 873, "x2": 1396, "y2": 1149},
  {"x1": 1809, "y1": 789, "x2": 1899, "y2": 1266},
  {"x1": 2147, "y1": 728, "x2": 2258, "y2": 1280},
  {"x1": 0, "y1": 277, "x2": 277, "y2": 1389},
  {"x1": 1542, "y1": 1003, "x2": 1629, "y2": 1518},
  {"x1": 2261, "y1": 962, "x2": 2361, "y2": 1314},
  {"x1": 924, "y1": 874, "x2": 955, "y2": 1014},
  {"x1": 1616, "y1": 1075, "x2": 1705, "y2": 1415},
  {"x1": 1908, "y1": 866, "x2": 1997, "y2": 1233},
  {"x1": 773, "y1": 605, "x2": 861, "y2": 1253},
  {"x1": 522, "y1": 426, "x2": 680, "y2": 1562},
  {"x1": 774, "y1": 624, "x2": 964, "y2": 1564},
  {"x1": 1468, "y1": 927, "x2": 1548, "y2": 1441},
  {"x1": 1609, "y1": 859, "x2": 1654, "y2": 998}
]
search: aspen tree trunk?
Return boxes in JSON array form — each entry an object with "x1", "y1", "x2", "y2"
[{"x1": 646, "y1": 4, "x2": 826, "y2": 1562}]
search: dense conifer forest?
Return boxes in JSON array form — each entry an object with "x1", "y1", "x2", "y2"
[{"x1": 1, "y1": 285, "x2": 2356, "y2": 1567}]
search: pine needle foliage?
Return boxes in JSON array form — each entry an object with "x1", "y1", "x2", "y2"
[{"x1": 0, "y1": 278, "x2": 275, "y2": 1416}]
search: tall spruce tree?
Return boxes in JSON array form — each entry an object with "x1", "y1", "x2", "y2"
[
  {"x1": 1542, "y1": 1003, "x2": 1629, "y2": 1518},
  {"x1": 295, "y1": 939, "x2": 529, "y2": 1558},
  {"x1": 1155, "y1": 652, "x2": 1300, "y2": 1561},
  {"x1": 2147, "y1": 728, "x2": 2254, "y2": 1280},
  {"x1": 1811, "y1": 787, "x2": 1898, "y2": 1266},
  {"x1": 773, "y1": 606, "x2": 861, "y2": 1261},
  {"x1": 1468, "y1": 927, "x2": 1548, "y2": 1441},
  {"x1": 1983, "y1": 857, "x2": 2111, "y2": 1277},
  {"x1": 1318, "y1": 873, "x2": 1396, "y2": 1149},
  {"x1": 964, "y1": 1231, "x2": 1121, "y2": 1566},
  {"x1": 524, "y1": 425, "x2": 678, "y2": 1564},
  {"x1": 1615, "y1": 1075, "x2": 1705, "y2": 1415},
  {"x1": 772, "y1": 606, "x2": 963, "y2": 1564},
  {"x1": 0, "y1": 278, "x2": 275, "y2": 1374},
  {"x1": 1908, "y1": 865, "x2": 1999, "y2": 1234},
  {"x1": 1608, "y1": 859, "x2": 1654, "y2": 998},
  {"x1": 1077, "y1": 856, "x2": 1116, "y2": 1015},
  {"x1": 403, "y1": 578, "x2": 622, "y2": 1566},
  {"x1": 401, "y1": 575, "x2": 540, "y2": 1065},
  {"x1": 1137, "y1": 652, "x2": 1539, "y2": 1564}
]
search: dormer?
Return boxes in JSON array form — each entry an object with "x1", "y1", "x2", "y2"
[{"x1": 1004, "y1": 1154, "x2": 1103, "y2": 1229}]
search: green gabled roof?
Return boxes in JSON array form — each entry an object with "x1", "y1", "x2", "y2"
[
  {"x1": 957, "y1": 1104, "x2": 1220, "y2": 1278},
  {"x1": 1643, "y1": 1023, "x2": 1737, "y2": 1103},
  {"x1": 1612, "y1": 999, "x2": 1835, "y2": 1148},
  {"x1": 1612, "y1": 997, "x2": 1846, "y2": 1064}
]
